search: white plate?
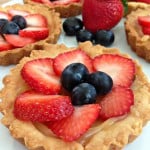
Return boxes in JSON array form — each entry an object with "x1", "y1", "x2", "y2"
[{"x1": 0, "y1": 1, "x2": 150, "y2": 150}]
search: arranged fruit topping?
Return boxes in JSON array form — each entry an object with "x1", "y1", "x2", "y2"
[
  {"x1": 138, "y1": 16, "x2": 150, "y2": 35},
  {"x1": 0, "y1": 35, "x2": 13, "y2": 51},
  {"x1": 14, "y1": 50, "x2": 135, "y2": 141},
  {"x1": 93, "y1": 54, "x2": 135, "y2": 87},
  {"x1": 46, "y1": 104, "x2": 100, "y2": 141},
  {"x1": 61, "y1": 63, "x2": 89, "y2": 91},
  {"x1": 53, "y1": 49, "x2": 93, "y2": 76},
  {"x1": 63, "y1": 17, "x2": 115, "y2": 46},
  {"x1": 99, "y1": 86, "x2": 134, "y2": 120},
  {"x1": 82, "y1": 0, "x2": 124, "y2": 32},
  {"x1": 63, "y1": 17, "x2": 83, "y2": 36},
  {"x1": 19, "y1": 27, "x2": 49, "y2": 40},
  {"x1": 14, "y1": 90, "x2": 74, "y2": 122},
  {"x1": 21, "y1": 58, "x2": 61, "y2": 95},
  {"x1": 4, "y1": 34, "x2": 35, "y2": 47},
  {"x1": 0, "y1": 10, "x2": 49, "y2": 51},
  {"x1": 86, "y1": 71, "x2": 113, "y2": 95},
  {"x1": 33, "y1": 0, "x2": 80, "y2": 5},
  {"x1": 71, "y1": 83, "x2": 97, "y2": 105}
]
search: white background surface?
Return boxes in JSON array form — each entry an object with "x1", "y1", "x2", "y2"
[{"x1": 0, "y1": 0, "x2": 150, "y2": 150}]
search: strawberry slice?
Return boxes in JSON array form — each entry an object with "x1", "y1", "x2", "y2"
[
  {"x1": 138, "y1": 16, "x2": 150, "y2": 28},
  {"x1": 25, "y1": 14, "x2": 48, "y2": 27},
  {"x1": 4, "y1": 34, "x2": 35, "y2": 48},
  {"x1": 32, "y1": 0, "x2": 43, "y2": 3},
  {"x1": 19, "y1": 27, "x2": 49, "y2": 40},
  {"x1": 8, "y1": 9, "x2": 30, "y2": 17},
  {"x1": 99, "y1": 86, "x2": 134, "y2": 120},
  {"x1": 0, "y1": 35, "x2": 14, "y2": 51},
  {"x1": 53, "y1": 49, "x2": 94, "y2": 76},
  {"x1": 21, "y1": 58, "x2": 61, "y2": 95},
  {"x1": 46, "y1": 104, "x2": 100, "y2": 141},
  {"x1": 93, "y1": 54, "x2": 135, "y2": 87},
  {"x1": 52, "y1": 0, "x2": 80, "y2": 5},
  {"x1": 142, "y1": 26, "x2": 150, "y2": 35},
  {"x1": 14, "y1": 90, "x2": 74, "y2": 122},
  {"x1": 0, "y1": 11, "x2": 11, "y2": 20}
]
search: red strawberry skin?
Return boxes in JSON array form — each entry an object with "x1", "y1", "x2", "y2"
[
  {"x1": 19, "y1": 27, "x2": 49, "y2": 40},
  {"x1": 14, "y1": 90, "x2": 74, "y2": 122},
  {"x1": 53, "y1": 49, "x2": 94, "y2": 76},
  {"x1": 0, "y1": 11, "x2": 11, "y2": 20},
  {"x1": 99, "y1": 86, "x2": 134, "y2": 120},
  {"x1": 142, "y1": 26, "x2": 150, "y2": 35},
  {"x1": 4, "y1": 34, "x2": 35, "y2": 48},
  {"x1": 46, "y1": 104, "x2": 100, "y2": 141},
  {"x1": 93, "y1": 54, "x2": 135, "y2": 87},
  {"x1": 21, "y1": 58, "x2": 61, "y2": 95},
  {"x1": 136, "y1": 0, "x2": 150, "y2": 3},
  {"x1": 82, "y1": 0, "x2": 123, "y2": 32},
  {"x1": 8, "y1": 9, "x2": 30, "y2": 17}
]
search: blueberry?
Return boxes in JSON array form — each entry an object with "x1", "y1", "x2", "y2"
[
  {"x1": 0, "y1": 19, "x2": 8, "y2": 29},
  {"x1": 76, "y1": 29, "x2": 94, "y2": 42},
  {"x1": 86, "y1": 71, "x2": 113, "y2": 95},
  {"x1": 63, "y1": 17, "x2": 83, "y2": 36},
  {"x1": 1, "y1": 21, "x2": 20, "y2": 34},
  {"x1": 94, "y1": 30, "x2": 114, "y2": 46},
  {"x1": 71, "y1": 83, "x2": 97, "y2": 105},
  {"x1": 11, "y1": 15, "x2": 27, "y2": 29},
  {"x1": 61, "y1": 63, "x2": 89, "y2": 91}
]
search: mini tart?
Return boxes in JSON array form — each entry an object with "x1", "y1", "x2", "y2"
[
  {"x1": 0, "y1": 4, "x2": 61, "y2": 65},
  {"x1": 125, "y1": 6, "x2": 150, "y2": 62},
  {"x1": 127, "y1": 1, "x2": 150, "y2": 15},
  {"x1": 0, "y1": 42, "x2": 150, "y2": 150},
  {"x1": 24, "y1": 0, "x2": 82, "y2": 18}
]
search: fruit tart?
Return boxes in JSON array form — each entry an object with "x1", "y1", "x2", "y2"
[
  {"x1": 0, "y1": 4, "x2": 61, "y2": 65},
  {"x1": 125, "y1": 6, "x2": 150, "y2": 61},
  {"x1": 24, "y1": 0, "x2": 82, "y2": 18},
  {"x1": 0, "y1": 41, "x2": 150, "y2": 150}
]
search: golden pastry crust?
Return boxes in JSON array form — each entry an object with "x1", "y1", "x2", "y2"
[
  {"x1": 127, "y1": 2, "x2": 150, "y2": 15},
  {"x1": 0, "y1": 42, "x2": 150, "y2": 150},
  {"x1": 24, "y1": 0, "x2": 82, "y2": 18},
  {"x1": 0, "y1": 4, "x2": 61, "y2": 65},
  {"x1": 125, "y1": 6, "x2": 150, "y2": 62}
]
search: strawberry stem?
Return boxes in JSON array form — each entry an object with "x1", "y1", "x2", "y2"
[{"x1": 122, "y1": 0, "x2": 128, "y2": 15}]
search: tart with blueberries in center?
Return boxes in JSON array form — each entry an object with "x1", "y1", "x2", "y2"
[
  {"x1": 0, "y1": 42, "x2": 150, "y2": 150},
  {"x1": 0, "y1": 4, "x2": 61, "y2": 65},
  {"x1": 24, "y1": 0, "x2": 82, "y2": 18},
  {"x1": 125, "y1": 6, "x2": 150, "y2": 61}
]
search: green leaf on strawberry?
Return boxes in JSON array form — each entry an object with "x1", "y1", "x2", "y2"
[{"x1": 122, "y1": 0, "x2": 128, "y2": 15}]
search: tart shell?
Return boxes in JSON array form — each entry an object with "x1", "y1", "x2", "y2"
[
  {"x1": 24, "y1": 0, "x2": 82, "y2": 18},
  {"x1": 0, "y1": 42, "x2": 150, "y2": 150},
  {"x1": 125, "y1": 6, "x2": 150, "y2": 62},
  {"x1": 0, "y1": 4, "x2": 61, "y2": 65}
]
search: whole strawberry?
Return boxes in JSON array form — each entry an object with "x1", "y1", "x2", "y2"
[{"x1": 82, "y1": 0, "x2": 124, "y2": 32}]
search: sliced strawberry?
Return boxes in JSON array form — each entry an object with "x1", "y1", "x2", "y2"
[
  {"x1": 19, "y1": 27, "x2": 49, "y2": 40},
  {"x1": 25, "y1": 14, "x2": 48, "y2": 27},
  {"x1": 99, "y1": 86, "x2": 134, "y2": 120},
  {"x1": 142, "y1": 26, "x2": 150, "y2": 35},
  {"x1": 53, "y1": 49, "x2": 94, "y2": 76},
  {"x1": 14, "y1": 90, "x2": 74, "y2": 122},
  {"x1": 8, "y1": 9, "x2": 30, "y2": 17},
  {"x1": 21, "y1": 58, "x2": 61, "y2": 95},
  {"x1": 32, "y1": 0, "x2": 43, "y2": 3},
  {"x1": 52, "y1": 0, "x2": 80, "y2": 5},
  {"x1": 4, "y1": 34, "x2": 35, "y2": 48},
  {"x1": 0, "y1": 35, "x2": 14, "y2": 51},
  {"x1": 93, "y1": 54, "x2": 135, "y2": 87},
  {"x1": 138, "y1": 16, "x2": 150, "y2": 28},
  {"x1": 46, "y1": 104, "x2": 100, "y2": 141},
  {"x1": 0, "y1": 11, "x2": 11, "y2": 20}
]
